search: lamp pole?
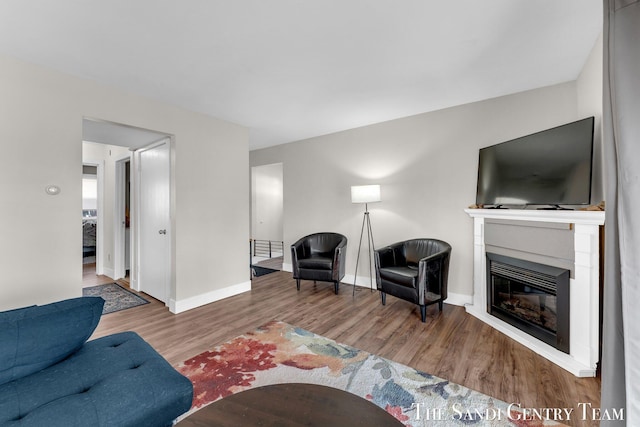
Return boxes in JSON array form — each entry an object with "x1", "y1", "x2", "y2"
[
  {"x1": 352, "y1": 202, "x2": 376, "y2": 296},
  {"x1": 350, "y1": 184, "x2": 381, "y2": 296}
]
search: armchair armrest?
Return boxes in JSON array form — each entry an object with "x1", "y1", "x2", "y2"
[
  {"x1": 375, "y1": 247, "x2": 395, "y2": 268},
  {"x1": 290, "y1": 238, "x2": 307, "y2": 277},
  {"x1": 418, "y1": 250, "x2": 448, "y2": 267},
  {"x1": 417, "y1": 249, "x2": 451, "y2": 301},
  {"x1": 332, "y1": 238, "x2": 347, "y2": 281},
  {"x1": 375, "y1": 242, "x2": 406, "y2": 268},
  {"x1": 375, "y1": 243, "x2": 405, "y2": 289}
]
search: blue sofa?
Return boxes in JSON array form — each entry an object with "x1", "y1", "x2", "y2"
[{"x1": 0, "y1": 297, "x2": 193, "y2": 426}]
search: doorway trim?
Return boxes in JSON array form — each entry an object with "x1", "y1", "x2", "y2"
[
  {"x1": 82, "y1": 117, "x2": 174, "y2": 302},
  {"x1": 114, "y1": 155, "x2": 131, "y2": 280}
]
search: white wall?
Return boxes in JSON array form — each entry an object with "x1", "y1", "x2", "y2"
[
  {"x1": 0, "y1": 54, "x2": 249, "y2": 311},
  {"x1": 82, "y1": 176, "x2": 97, "y2": 210},
  {"x1": 250, "y1": 81, "x2": 602, "y2": 302},
  {"x1": 577, "y1": 32, "x2": 604, "y2": 204}
]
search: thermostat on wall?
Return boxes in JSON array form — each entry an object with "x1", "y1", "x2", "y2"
[{"x1": 45, "y1": 185, "x2": 61, "y2": 195}]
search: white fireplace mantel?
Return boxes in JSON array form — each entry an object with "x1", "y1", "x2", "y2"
[{"x1": 464, "y1": 208, "x2": 605, "y2": 377}]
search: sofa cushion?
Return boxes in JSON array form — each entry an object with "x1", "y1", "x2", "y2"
[
  {"x1": 0, "y1": 297, "x2": 104, "y2": 386},
  {"x1": 0, "y1": 332, "x2": 194, "y2": 427}
]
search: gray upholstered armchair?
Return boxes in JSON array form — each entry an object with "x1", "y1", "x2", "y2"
[
  {"x1": 291, "y1": 232, "x2": 347, "y2": 294},
  {"x1": 375, "y1": 238, "x2": 451, "y2": 322}
]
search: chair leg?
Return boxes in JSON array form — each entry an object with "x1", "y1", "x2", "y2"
[
  {"x1": 334, "y1": 281, "x2": 339, "y2": 294},
  {"x1": 380, "y1": 292, "x2": 386, "y2": 306},
  {"x1": 438, "y1": 300, "x2": 443, "y2": 312},
  {"x1": 419, "y1": 305, "x2": 426, "y2": 323},
  {"x1": 296, "y1": 279, "x2": 300, "y2": 291}
]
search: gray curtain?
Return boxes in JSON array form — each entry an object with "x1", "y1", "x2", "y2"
[{"x1": 601, "y1": 0, "x2": 640, "y2": 425}]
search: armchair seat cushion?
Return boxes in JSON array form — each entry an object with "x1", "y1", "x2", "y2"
[
  {"x1": 298, "y1": 255, "x2": 333, "y2": 270},
  {"x1": 378, "y1": 266, "x2": 417, "y2": 288}
]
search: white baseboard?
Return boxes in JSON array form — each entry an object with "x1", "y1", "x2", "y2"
[
  {"x1": 102, "y1": 267, "x2": 115, "y2": 280},
  {"x1": 341, "y1": 274, "x2": 376, "y2": 289},
  {"x1": 169, "y1": 280, "x2": 251, "y2": 314},
  {"x1": 282, "y1": 267, "x2": 471, "y2": 307},
  {"x1": 444, "y1": 292, "x2": 473, "y2": 307},
  {"x1": 281, "y1": 270, "x2": 374, "y2": 289}
]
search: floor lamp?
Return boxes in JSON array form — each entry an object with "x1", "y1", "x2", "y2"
[{"x1": 351, "y1": 185, "x2": 381, "y2": 296}]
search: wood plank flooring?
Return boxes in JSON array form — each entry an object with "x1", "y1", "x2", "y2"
[
  {"x1": 88, "y1": 270, "x2": 601, "y2": 427},
  {"x1": 252, "y1": 256, "x2": 283, "y2": 270}
]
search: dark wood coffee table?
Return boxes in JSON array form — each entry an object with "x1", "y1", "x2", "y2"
[{"x1": 177, "y1": 383, "x2": 404, "y2": 426}]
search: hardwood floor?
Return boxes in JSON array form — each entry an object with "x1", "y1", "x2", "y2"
[
  {"x1": 252, "y1": 255, "x2": 283, "y2": 270},
  {"x1": 82, "y1": 263, "x2": 130, "y2": 287},
  {"x1": 90, "y1": 270, "x2": 601, "y2": 427}
]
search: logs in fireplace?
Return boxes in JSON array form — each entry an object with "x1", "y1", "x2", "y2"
[{"x1": 486, "y1": 253, "x2": 570, "y2": 354}]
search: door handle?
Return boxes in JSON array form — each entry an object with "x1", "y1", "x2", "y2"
[{"x1": 159, "y1": 229, "x2": 167, "y2": 235}]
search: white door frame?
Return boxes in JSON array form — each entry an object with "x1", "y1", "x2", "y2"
[
  {"x1": 96, "y1": 162, "x2": 105, "y2": 275},
  {"x1": 113, "y1": 155, "x2": 131, "y2": 280},
  {"x1": 132, "y1": 138, "x2": 173, "y2": 304},
  {"x1": 82, "y1": 161, "x2": 105, "y2": 276},
  {"x1": 129, "y1": 154, "x2": 139, "y2": 290},
  {"x1": 250, "y1": 162, "x2": 284, "y2": 243}
]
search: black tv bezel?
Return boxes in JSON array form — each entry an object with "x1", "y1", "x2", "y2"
[{"x1": 475, "y1": 117, "x2": 595, "y2": 208}]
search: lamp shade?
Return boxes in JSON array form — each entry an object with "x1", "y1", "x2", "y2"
[{"x1": 351, "y1": 185, "x2": 381, "y2": 204}]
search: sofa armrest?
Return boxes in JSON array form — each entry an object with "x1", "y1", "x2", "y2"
[
  {"x1": 0, "y1": 297, "x2": 104, "y2": 386},
  {"x1": 0, "y1": 331, "x2": 193, "y2": 427}
]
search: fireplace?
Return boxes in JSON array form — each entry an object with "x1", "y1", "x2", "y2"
[
  {"x1": 486, "y1": 253, "x2": 570, "y2": 354},
  {"x1": 466, "y1": 209, "x2": 604, "y2": 376}
]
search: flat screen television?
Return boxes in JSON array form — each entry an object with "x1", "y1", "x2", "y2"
[{"x1": 475, "y1": 117, "x2": 594, "y2": 208}]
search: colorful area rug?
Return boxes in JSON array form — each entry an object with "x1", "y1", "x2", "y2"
[
  {"x1": 177, "y1": 321, "x2": 565, "y2": 426},
  {"x1": 82, "y1": 283, "x2": 149, "y2": 314}
]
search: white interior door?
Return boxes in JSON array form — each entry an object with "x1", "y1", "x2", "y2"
[{"x1": 137, "y1": 140, "x2": 170, "y2": 303}]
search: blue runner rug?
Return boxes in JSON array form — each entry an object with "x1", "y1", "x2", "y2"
[{"x1": 83, "y1": 283, "x2": 149, "y2": 314}]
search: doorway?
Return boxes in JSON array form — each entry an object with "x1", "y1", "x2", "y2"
[
  {"x1": 250, "y1": 163, "x2": 284, "y2": 275},
  {"x1": 82, "y1": 141, "x2": 132, "y2": 282},
  {"x1": 82, "y1": 165, "x2": 98, "y2": 267},
  {"x1": 82, "y1": 118, "x2": 172, "y2": 304}
]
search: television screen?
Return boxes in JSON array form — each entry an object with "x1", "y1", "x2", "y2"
[{"x1": 476, "y1": 117, "x2": 594, "y2": 208}]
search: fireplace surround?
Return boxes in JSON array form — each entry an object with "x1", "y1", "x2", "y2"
[{"x1": 465, "y1": 209, "x2": 604, "y2": 377}]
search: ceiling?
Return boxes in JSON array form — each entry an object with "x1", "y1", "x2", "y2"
[
  {"x1": 0, "y1": 1, "x2": 602, "y2": 150},
  {"x1": 83, "y1": 119, "x2": 169, "y2": 149}
]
